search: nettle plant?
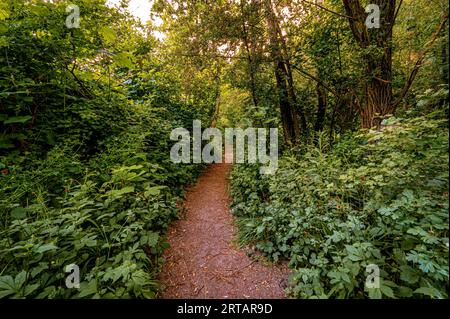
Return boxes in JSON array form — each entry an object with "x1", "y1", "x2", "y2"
[{"x1": 230, "y1": 115, "x2": 449, "y2": 299}]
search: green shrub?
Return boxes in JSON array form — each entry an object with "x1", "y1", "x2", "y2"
[
  {"x1": 0, "y1": 103, "x2": 204, "y2": 298},
  {"x1": 0, "y1": 0, "x2": 205, "y2": 299},
  {"x1": 0, "y1": 164, "x2": 175, "y2": 298},
  {"x1": 230, "y1": 115, "x2": 449, "y2": 298}
]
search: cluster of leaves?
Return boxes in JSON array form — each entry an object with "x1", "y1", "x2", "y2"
[
  {"x1": 0, "y1": 0, "x2": 206, "y2": 299},
  {"x1": 0, "y1": 0, "x2": 134, "y2": 159},
  {"x1": 0, "y1": 104, "x2": 204, "y2": 299},
  {"x1": 230, "y1": 114, "x2": 449, "y2": 298}
]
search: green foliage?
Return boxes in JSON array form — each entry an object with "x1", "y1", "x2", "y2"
[
  {"x1": 1, "y1": 0, "x2": 448, "y2": 300},
  {"x1": 0, "y1": 0, "x2": 206, "y2": 299},
  {"x1": 0, "y1": 104, "x2": 204, "y2": 299},
  {"x1": 230, "y1": 115, "x2": 449, "y2": 298}
]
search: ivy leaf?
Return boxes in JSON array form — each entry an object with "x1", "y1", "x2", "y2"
[
  {"x1": 345, "y1": 245, "x2": 361, "y2": 261},
  {"x1": 341, "y1": 272, "x2": 351, "y2": 283},
  {"x1": 14, "y1": 271, "x2": 27, "y2": 288},
  {"x1": 24, "y1": 283, "x2": 39, "y2": 296},
  {"x1": 380, "y1": 284, "x2": 395, "y2": 298},
  {"x1": 397, "y1": 286, "x2": 413, "y2": 297},
  {"x1": 105, "y1": 186, "x2": 135, "y2": 199},
  {"x1": 367, "y1": 288, "x2": 382, "y2": 299},
  {"x1": 0, "y1": 271, "x2": 29, "y2": 298},
  {"x1": 131, "y1": 270, "x2": 150, "y2": 287}
]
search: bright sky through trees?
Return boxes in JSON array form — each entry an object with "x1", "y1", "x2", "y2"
[
  {"x1": 107, "y1": 0, "x2": 152, "y2": 23},
  {"x1": 106, "y1": 0, "x2": 165, "y2": 39}
]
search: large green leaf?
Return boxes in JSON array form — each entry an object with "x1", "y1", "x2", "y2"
[{"x1": 3, "y1": 116, "x2": 32, "y2": 124}]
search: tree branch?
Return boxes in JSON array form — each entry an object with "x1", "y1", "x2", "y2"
[
  {"x1": 393, "y1": 0, "x2": 403, "y2": 25},
  {"x1": 291, "y1": 65, "x2": 340, "y2": 98},
  {"x1": 392, "y1": 12, "x2": 449, "y2": 108},
  {"x1": 342, "y1": 0, "x2": 370, "y2": 47},
  {"x1": 388, "y1": 0, "x2": 403, "y2": 36},
  {"x1": 300, "y1": 0, "x2": 355, "y2": 21}
]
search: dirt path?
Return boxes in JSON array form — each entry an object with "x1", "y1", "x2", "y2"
[{"x1": 158, "y1": 162, "x2": 289, "y2": 299}]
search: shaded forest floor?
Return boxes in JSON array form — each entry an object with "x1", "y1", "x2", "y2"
[{"x1": 157, "y1": 162, "x2": 289, "y2": 299}]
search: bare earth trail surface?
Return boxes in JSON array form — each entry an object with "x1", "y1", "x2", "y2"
[{"x1": 158, "y1": 161, "x2": 289, "y2": 299}]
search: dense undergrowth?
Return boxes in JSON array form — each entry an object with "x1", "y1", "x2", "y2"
[
  {"x1": 0, "y1": 104, "x2": 205, "y2": 298},
  {"x1": 0, "y1": 0, "x2": 207, "y2": 298},
  {"x1": 230, "y1": 115, "x2": 449, "y2": 299}
]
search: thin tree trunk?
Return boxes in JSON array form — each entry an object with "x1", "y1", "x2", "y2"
[
  {"x1": 264, "y1": 0, "x2": 300, "y2": 144},
  {"x1": 210, "y1": 64, "x2": 221, "y2": 128},
  {"x1": 275, "y1": 60, "x2": 298, "y2": 143},
  {"x1": 240, "y1": 1, "x2": 259, "y2": 109},
  {"x1": 314, "y1": 82, "x2": 327, "y2": 132},
  {"x1": 210, "y1": 91, "x2": 221, "y2": 128},
  {"x1": 273, "y1": 20, "x2": 308, "y2": 135},
  {"x1": 440, "y1": 27, "x2": 449, "y2": 85}
]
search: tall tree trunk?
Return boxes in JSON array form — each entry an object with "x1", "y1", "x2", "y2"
[
  {"x1": 344, "y1": 1, "x2": 448, "y2": 127},
  {"x1": 343, "y1": 0, "x2": 395, "y2": 128},
  {"x1": 240, "y1": 1, "x2": 259, "y2": 110},
  {"x1": 440, "y1": 26, "x2": 449, "y2": 85},
  {"x1": 272, "y1": 15, "x2": 308, "y2": 134},
  {"x1": 440, "y1": 27, "x2": 449, "y2": 109},
  {"x1": 210, "y1": 91, "x2": 221, "y2": 128},
  {"x1": 282, "y1": 41, "x2": 308, "y2": 135},
  {"x1": 210, "y1": 64, "x2": 221, "y2": 128},
  {"x1": 275, "y1": 60, "x2": 298, "y2": 144},
  {"x1": 264, "y1": 0, "x2": 301, "y2": 144}
]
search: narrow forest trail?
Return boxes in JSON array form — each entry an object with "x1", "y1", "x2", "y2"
[{"x1": 158, "y1": 161, "x2": 289, "y2": 299}]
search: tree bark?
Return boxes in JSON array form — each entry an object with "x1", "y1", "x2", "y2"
[
  {"x1": 264, "y1": 0, "x2": 301, "y2": 144},
  {"x1": 343, "y1": 0, "x2": 395, "y2": 128},
  {"x1": 272, "y1": 13, "x2": 308, "y2": 134},
  {"x1": 240, "y1": 1, "x2": 259, "y2": 110},
  {"x1": 210, "y1": 63, "x2": 221, "y2": 128}
]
